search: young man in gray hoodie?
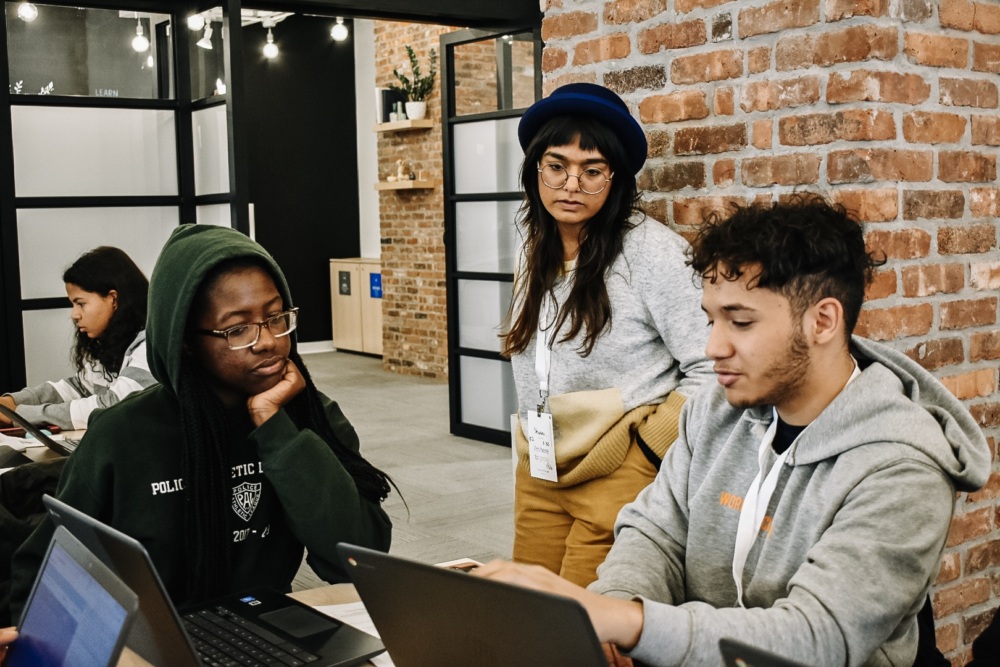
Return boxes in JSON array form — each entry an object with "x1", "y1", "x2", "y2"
[{"x1": 476, "y1": 194, "x2": 991, "y2": 666}]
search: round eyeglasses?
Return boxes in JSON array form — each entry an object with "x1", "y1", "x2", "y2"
[
  {"x1": 537, "y1": 162, "x2": 614, "y2": 195},
  {"x1": 196, "y1": 308, "x2": 299, "y2": 350}
]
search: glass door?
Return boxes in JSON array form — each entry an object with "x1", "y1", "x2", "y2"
[{"x1": 441, "y1": 27, "x2": 540, "y2": 445}]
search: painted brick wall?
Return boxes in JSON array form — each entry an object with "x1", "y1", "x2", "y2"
[{"x1": 539, "y1": 0, "x2": 999, "y2": 662}]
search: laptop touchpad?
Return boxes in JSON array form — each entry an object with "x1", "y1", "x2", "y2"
[{"x1": 260, "y1": 606, "x2": 339, "y2": 638}]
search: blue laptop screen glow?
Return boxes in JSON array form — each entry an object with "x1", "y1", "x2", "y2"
[{"x1": 8, "y1": 540, "x2": 128, "y2": 666}]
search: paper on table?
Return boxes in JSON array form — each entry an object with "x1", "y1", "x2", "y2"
[{"x1": 314, "y1": 602, "x2": 395, "y2": 667}]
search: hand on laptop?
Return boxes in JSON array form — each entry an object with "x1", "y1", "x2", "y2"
[
  {"x1": 0, "y1": 397, "x2": 15, "y2": 425},
  {"x1": 472, "y1": 560, "x2": 644, "y2": 651},
  {"x1": 0, "y1": 627, "x2": 17, "y2": 662},
  {"x1": 247, "y1": 359, "x2": 306, "y2": 427}
]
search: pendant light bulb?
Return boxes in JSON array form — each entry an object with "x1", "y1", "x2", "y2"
[
  {"x1": 263, "y1": 27, "x2": 278, "y2": 59},
  {"x1": 147, "y1": 55, "x2": 155, "y2": 68},
  {"x1": 17, "y1": 2, "x2": 38, "y2": 22},
  {"x1": 132, "y1": 19, "x2": 150, "y2": 53},
  {"x1": 187, "y1": 14, "x2": 205, "y2": 31},
  {"x1": 330, "y1": 17, "x2": 348, "y2": 42}
]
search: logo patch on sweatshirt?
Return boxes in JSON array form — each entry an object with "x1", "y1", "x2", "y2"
[{"x1": 232, "y1": 481, "x2": 261, "y2": 522}]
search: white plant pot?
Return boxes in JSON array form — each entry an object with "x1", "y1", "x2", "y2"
[{"x1": 405, "y1": 101, "x2": 427, "y2": 120}]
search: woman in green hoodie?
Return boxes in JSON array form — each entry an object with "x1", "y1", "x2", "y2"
[{"x1": 10, "y1": 225, "x2": 392, "y2": 616}]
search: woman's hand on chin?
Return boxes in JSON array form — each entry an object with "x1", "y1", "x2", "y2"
[{"x1": 247, "y1": 359, "x2": 306, "y2": 427}]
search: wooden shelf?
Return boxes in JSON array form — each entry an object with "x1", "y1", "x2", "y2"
[
  {"x1": 374, "y1": 180, "x2": 435, "y2": 191},
  {"x1": 373, "y1": 119, "x2": 434, "y2": 133}
]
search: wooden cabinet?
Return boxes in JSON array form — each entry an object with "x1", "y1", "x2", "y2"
[{"x1": 329, "y1": 258, "x2": 383, "y2": 356}]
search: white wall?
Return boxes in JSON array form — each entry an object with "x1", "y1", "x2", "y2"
[{"x1": 353, "y1": 19, "x2": 381, "y2": 259}]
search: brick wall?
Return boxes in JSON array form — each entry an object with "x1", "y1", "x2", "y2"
[
  {"x1": 540, "y1": 0, "x2": 998, "y2": 662},
  {"x1": 374, "y1": 22, "x2": 453, "y2": 378}
]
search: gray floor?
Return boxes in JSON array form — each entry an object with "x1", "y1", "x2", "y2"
[{"x1": 293, "y1": 350, "x2": 514, "y2": 589}]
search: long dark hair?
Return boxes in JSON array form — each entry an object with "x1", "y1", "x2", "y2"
[
  {"x1": 179, "y1": 257, "x2": 393, "y2": 602},
  {"x1": 63, "y1": 247, "x2": 148, "y2": 380},
  {"x1": 502, "y1": 115, "x2": 643, "y2": 358}
]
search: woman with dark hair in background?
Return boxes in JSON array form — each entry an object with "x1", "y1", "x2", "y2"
[
  {"x1": 0, "y1": 246, "x2": 154, "y2": 430},
  {"x1": 504, "y1": 83, "x2": 713, "y2": 587}
]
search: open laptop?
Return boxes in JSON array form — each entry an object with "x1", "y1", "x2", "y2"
[
  {"x1": 0, "y1": 403, "x2": 76, "y2": 456},
  {"x1": 7, "y1": 525, "x2": 138, "y2": 667},
  {"x1": 336, "y1": 543, "x2": 608, "y2": 667},
  {"x1": 720, "y1": 637, "x2": 811, "y2": 667},
  {"x1": 43, "y1": 494, "x2": 386, "y2": 667}
]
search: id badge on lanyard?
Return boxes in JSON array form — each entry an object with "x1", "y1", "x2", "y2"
[{"x1": 528, "y1": 295, "x2": 558, "y2": 482}]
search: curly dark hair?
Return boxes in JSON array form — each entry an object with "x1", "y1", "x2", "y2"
[
  {"x1": 63, "y1": 247, "x2": 148, "y2": 380},
  {"x1": 687, "y1": 193, "x2": 885, "y2": 337},
  {"x1": 502, "y1": 114, "x2": 644, "y2": 357}
]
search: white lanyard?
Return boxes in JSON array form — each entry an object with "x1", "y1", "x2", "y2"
[
  {"x1": 731, "y1": 359, "x2": 861, "y2": 607},
  {"x1": 533, "y1": 293, "x2": 555, "y2": 414}
]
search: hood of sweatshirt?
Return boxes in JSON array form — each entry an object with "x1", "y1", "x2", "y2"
[
  {"x1": 146, "y1": 224, "x2": 293, "y2": 396},
  {"x1": 742, "y1": 336, "x2": 990, "y2": 492}
]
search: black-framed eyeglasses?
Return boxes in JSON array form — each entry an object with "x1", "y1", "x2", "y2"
[
  {"x1": 537, "y1": 162, "x2": 614, "y2": 195},
  {"x1": 196, "y1": 308, "x2": 299, "y2": 350}
]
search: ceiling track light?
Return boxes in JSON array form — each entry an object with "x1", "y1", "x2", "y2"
[
  {"x1": 17, "y1": 2, "x2": 38, "y2": 22},
  {"x1": 132, "y1": 15, "x2": 150, "y2": 53},
  {"x1": 196, "y1": 24, "x2": 213, "y2": 50},
  {"x1": 331, "y1": 17, "x2": 348, "y2": 42}
]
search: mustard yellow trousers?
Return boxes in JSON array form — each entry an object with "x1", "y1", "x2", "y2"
[{"x1": 512, "y1": 442, "x2": 658, "y2": 587}]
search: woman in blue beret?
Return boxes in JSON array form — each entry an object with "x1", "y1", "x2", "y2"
[{"x1": 503, "y1": 83, "x2": 713, "y2": 586}]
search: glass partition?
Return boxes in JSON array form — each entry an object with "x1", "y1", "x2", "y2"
[
  {"x1": 458, "y1": 279, "x2": 512, "y2": 352},
  {"x1": 453, "y1": 117, "x2": 521, "y2": 194},
  {"x1": 12, "y1": 106, "x2": 178, "y2": 196},
  {"x1": 17, "y1": 207, "x2": 177, "y2": 298},
  {"x1": 5, "y1": 4, "x2": 172, "y2": 99},
  {"x1": 456, "y1": 200, "x2": 518, "y2": 273},
  {"x1": 22, "y1": 308, "x2": 75, "y2": 387},
  {"x1": 459, "y1": 356, "x2": 518, "y2": 431},
  {"x1": 452, "y1": 33, "x2": 537, "y2": 116}
]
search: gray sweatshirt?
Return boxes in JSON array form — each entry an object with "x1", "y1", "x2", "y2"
[
  {"x1": 511, "y1": 216, "x2": 714, "y2": 421},
  {"x1": 590, "y1": 336, "x2": 991, "y2": 667},
  {"x1": 7, "y1": 331, "x2": 155, "y2": 430}
]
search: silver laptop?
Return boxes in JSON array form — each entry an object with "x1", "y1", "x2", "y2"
[
  {"x1": 44, "y1": 494, "x2": 385, "y2": 667},
  {"x1": 337, "y1": 542, "x2": 608, "y2": 667},
  {"x1": 0, "y1": 403, "x2": 76, "y2": 456},
  {"x1": 7, "y1": 525, "x2": 138, "y2": 667}
]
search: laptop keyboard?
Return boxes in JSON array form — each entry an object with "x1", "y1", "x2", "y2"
[{"x1": 183, "y1": 605, "x2": 320, "y2": 666}]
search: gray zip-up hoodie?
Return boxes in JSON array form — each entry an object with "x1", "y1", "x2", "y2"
[{"x1": 590, "y1": 336, "x2": 991, "y2": 667}]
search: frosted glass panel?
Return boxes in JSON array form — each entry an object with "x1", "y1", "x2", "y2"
[
  {"x1": 23, "y1": 309, "x2": 76, "y2": 388},
  {"x1": 193, "y1": 105, "x2": 229, "y2": 195},
  {"x1": 5, "y1": 6, "x2": 172, "y2": 100},
  {"x1": 17, "y1": 207, "x2": 178, "y2": 299},
  {"x1": 197, "y1": 204, "x2": 232, "y2": 227},
  {"x1": 460, "y1": 356, "x2": 517, "y2": 431},
  {"x1": 453, "y1": 118, "x2": 521, "y2": 194},
  {"x1": 458, "y1": 280, "x2": 511, "y2": 352},
  {"x1": 12, "y1": 106, "x2": 177, "y2": 197},
  {"x1": 456, "y1": 200, "x2": 519, "y2": 273}
]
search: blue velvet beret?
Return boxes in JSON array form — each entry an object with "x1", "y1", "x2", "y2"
[{"x1": 517, "y1": 83, "x2": 648, "y2": 174}]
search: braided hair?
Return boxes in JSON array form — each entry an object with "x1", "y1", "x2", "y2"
[{"x1": 179, "y1": 258, "x2": 392, "y2": 602}]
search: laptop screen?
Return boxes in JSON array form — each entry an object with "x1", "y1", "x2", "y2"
[{"x1": 7, "y1": 534, "x2": 132, "y2": 667}]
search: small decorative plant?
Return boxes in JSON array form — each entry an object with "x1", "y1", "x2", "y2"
[{"x1": 389, "y1": 45, "x2": 438, "y2": 102}]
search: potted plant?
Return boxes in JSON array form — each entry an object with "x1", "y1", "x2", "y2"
[{"x1": 389, "y1": 45, "x2": 437, "y2": 121}]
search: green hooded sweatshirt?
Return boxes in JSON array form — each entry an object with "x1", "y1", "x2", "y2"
[{"x1": 11, "y1": 225, "x2": 392, "y2": 620}]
